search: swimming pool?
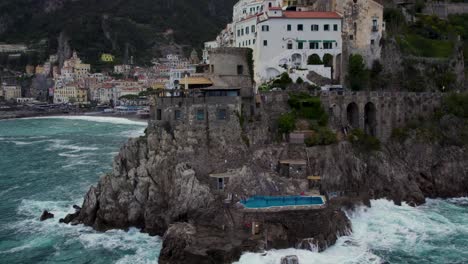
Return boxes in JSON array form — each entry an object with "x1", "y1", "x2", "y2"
[{"x1": 240, "y1": 196, "x2": 324, "y2": 209}]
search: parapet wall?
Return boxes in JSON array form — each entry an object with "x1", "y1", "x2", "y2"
[{"x1": 320, "y1": 91, "x2": 443, "y2": 141}]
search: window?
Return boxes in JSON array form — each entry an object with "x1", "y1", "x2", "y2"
[
  {"x1": 334, "y1": 24, "x2": 338, "y2": 31},
  {"x1": 218, "y1": 178, "x2": 224, "y2": 190},
  {"x1": 237, "y1": 30, "x2": 240, "y2": 37},
  {"x1": 196, "y1": 109, "x2": 205, "y2": 121},
  {"x1": 324, "y1": 24, "x2": 330, "y2": 31},
  {"x1": 310, "y1": 42, "x2": 319, "y2": 49},
  {"x1": 371, "y1": 39, "x2": 375, "y2": 45},
  {"x1": 174, "y1": 110, "x2": 181, "y2": 120},
  {"x1": 287, "y1": 24, "x2": 292, "y2": 31},
  {"x1": 253, "y1": 39, "x2": 256, "y2": 44},
  {"x1": 287, "y1": 42, "x2": 293, "y2": 49},
  {"x1": 241, "y1": 28, "x2": 244, "y2": 35},
  {"x1": 261, "y1": 25, "x2": 269, "y2": 31},
  {"x1": 217, "y1": 109, "x2": 227, "y2": 120},
  {"x1": 156, "y1": 109, "x2": 162, "y2": 120},
  {"x1": 349, "y1": 34, "x2": 354, "y2": 40},
  {"x1": 269, "y1": 2, "x2": 272, "y2": 7},
  {"x1": 311, "y1": 24, "x2": 319, "y2": 31},
  {"x1": 210, "y1": 64, "x2": 214, "y2": 73},
  {"x1": 246, "y1": 27, "x2": 249, "y2": 34},
  {"x1": 298, "y1": 42, "x2": 303, "y2": 49},
  {"x1": 323, "y1": 42, "x2": 332, "y2": 49},
  {"x1": 251, "y1": 25, "x2": 255, "y2": 33},
  {"x1": 297, "y1": 24, "x2": 303, "y2": 31},
  {"x1": 237, "y1": 65, "x2": 244, "y2": 75},
  {"x1": 263, "y1": 40, "x2": 268, "y2": 46}
]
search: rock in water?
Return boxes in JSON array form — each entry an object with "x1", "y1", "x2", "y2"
[{"x1": 40, "y1": 210, "x2": 54, "y2": 221}]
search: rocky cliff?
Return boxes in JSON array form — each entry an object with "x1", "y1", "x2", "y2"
[{"x1": 64, "y1": 92, "x2": 467, "y2": 263}]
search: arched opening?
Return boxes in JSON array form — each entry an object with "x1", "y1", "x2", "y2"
[
  {"x1": 291, "y1": 53, "x2": 302, "y2": 67},
  {"x1": 346, "y1": 102, "x2": 359, "y2": 129},
  {"x1": 364, "y1": 102, "x2": 377, "y2": 136},
  {"x1": 307, "y1": 54, "x2": 322, "y2": 65},
  {"x1": 266, "y1": 67, "x2": 281, "y2": 79}
]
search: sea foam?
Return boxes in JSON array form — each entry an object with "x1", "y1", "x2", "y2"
[{"x1": 26, "y1": 115, "x2": 148, "y2": 126}]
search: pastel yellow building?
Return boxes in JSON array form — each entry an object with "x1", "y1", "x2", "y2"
[
  {"x1": 53, "y1": 85, "x2": 88, "y2": 104},
  {"x1": 101, "y1": 53, "x2": 115, "y2": 62}
]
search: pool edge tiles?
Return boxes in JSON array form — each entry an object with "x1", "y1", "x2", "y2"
[{"x1": 238, "y1": 195, "x2": 327, "y2": 212}]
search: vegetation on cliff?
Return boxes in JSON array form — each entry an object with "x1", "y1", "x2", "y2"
[
  {"x1": 0, "y1": 0, "x2": 235, "y2": 65},
  {"x1": 391, "y1": 92, "x2": 468, "y2": 146}
]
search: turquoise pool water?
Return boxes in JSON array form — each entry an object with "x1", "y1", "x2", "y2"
[{"x1": 241, "y1": 196, "x2": 324, "y2": 208}]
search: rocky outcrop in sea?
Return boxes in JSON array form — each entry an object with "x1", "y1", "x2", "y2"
[{"x1": 62, "y1": 91, "x2": 467, "y2": 263}]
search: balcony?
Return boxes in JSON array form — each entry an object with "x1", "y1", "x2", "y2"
[{"x1": 372, "y1": 25, "x2": 379, "y2": 32}]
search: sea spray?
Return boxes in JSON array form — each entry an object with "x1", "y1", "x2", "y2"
[{"x1": 236, "y1": 199, "x2": 468, "y2": 264}]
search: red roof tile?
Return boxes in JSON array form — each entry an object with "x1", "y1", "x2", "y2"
[{"x1": 282, "y1": 11, "x2": 341, "y2": 19}]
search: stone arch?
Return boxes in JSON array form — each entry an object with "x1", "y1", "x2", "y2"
[
  {"x1": 291, "y1": 53, "x2": 302, "y2": 67},
  {"x1": 364, "y1": 102, "x2": 377, "y2": 136},
  {"x1": 346, "y1": 102, "x2": 359, "y2": 129},
  {"x1": 266, "y1": 67, "x2": 281, "y2": 79}
]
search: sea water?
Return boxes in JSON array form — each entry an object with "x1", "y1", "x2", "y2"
[
  {"x1": 0, "y1": 116, "x2": 161, "y2": 264},
  {"x1": 1, "y1": 117, "x2": 467, "y2": 264}
]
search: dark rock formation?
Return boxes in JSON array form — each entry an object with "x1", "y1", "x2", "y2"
[
  {"x1": 40, "y1": 210, "x2": 54, "y2": 221},
  {"x1": 65, "y1": 90, "x2": 467, "y2": 263}
]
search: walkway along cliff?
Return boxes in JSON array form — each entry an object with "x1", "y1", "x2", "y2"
[{"x1": 63, "y1": 48, "x2": 468, "y2": 264}]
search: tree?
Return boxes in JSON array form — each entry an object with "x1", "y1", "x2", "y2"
[
  {"x1": 307, "y1": 54, "x2": 322, "y2": 65},
  {"x1": 348, "y1": 54, "x2": 368, "y2": 91},
  {"x1": 278, "y1": 112, "x2": 296, "y2": 135},
  {"x1": 296, "y1": 77, "x2": 304, "y2": 84}
]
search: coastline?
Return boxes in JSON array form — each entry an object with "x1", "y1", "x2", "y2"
[{"x1": 0, "y1": 110, "x2": 149, "y2": 123}]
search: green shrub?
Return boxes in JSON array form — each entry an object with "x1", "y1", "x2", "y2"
[
  {"x1": 278, "y1": 112, "x2": 296, "y2": 134},
  {"x1": 296, "y1": 77, "x2": 304, "y2": 84},
  {"x1": 442, "y1": 92, "x2": 468, "y2": 118},
  {"x1": 307, "y1": 54, "x2": 322, "y2": 65},
  {"x1": 323, "y1": 53, "x2": 333, "y2": 67},
  {"x1": 348, "y1": 54, "x2": 368, "y2": 91},
  {"x1": 348, "y1": 129, "x2": 381, "y2": 152},
  {"x1": 391, "y1": 128, "x2": 409, "y2": 142},
  {"x1": 305, "y1": 127, "x2": 337, "y2": 146}
]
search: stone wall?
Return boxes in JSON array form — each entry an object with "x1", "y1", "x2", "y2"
[
  {"x1": 423, "y1": 2, "x2": 468, "y2": 19},
  {"x1": 150, "y1": 96, "x2": 243, "y2": 146},
  {"x1": 320, "y1": 91, "x2": 443, "y2": 141}
]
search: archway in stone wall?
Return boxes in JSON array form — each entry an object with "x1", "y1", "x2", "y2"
[
  {"x1": 266, "y1": 67, "x2": 281, "y2": 80},
  {"x1": 364, "y1": 102, "x2": 377, "y2": 136},
  {"x1": 346, "y1": 102, "x2": 359, "y2": 129}
]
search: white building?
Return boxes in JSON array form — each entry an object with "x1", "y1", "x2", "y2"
[
  {"x1": 206, "y1": 0, "x2": 343, "y2": 85},
  {"x1": 202, "y1": 41, "x2": 219, "y2": 64},
  {"x1": 255, "y1": 9, "x2": 343, "y2": 83}
]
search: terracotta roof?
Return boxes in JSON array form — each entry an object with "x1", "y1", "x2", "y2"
[
  {"x1": 181, "y1": 77, "x2": 213, "y2": 85},
  {"x1": 269, "y1": 7, "x2": 282, "y2": 10},
  {"x1": 281, "y1": 11, "x2": 341, "y2": 19}
]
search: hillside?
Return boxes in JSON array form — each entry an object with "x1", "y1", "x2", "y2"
[{"x1": 0, "y1": 0, "x2": 235, "y2": 65}]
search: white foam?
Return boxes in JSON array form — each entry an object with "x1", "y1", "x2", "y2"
[
  {"x1": 26, "y1": 115, "x2": 148, "y2": 126},
  {"x1": 236, "y1": 199, "x2": 468, "y2": 264},
  {"x1": 6, "y1": 198, "x2": 161, "y2": 261}
]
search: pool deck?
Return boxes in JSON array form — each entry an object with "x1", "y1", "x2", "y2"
[{"x1": 237, "y1": 195, "x2": 327, "y2": 213}]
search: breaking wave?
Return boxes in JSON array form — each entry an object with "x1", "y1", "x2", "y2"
[
  {"x1": 236, "y1": 199, "x2": 468, "y2": 264},
  {"x1": 26, "y1": 116, "x2": 148, "y2": 126}
]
